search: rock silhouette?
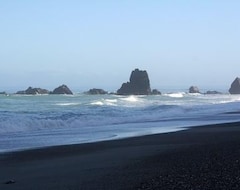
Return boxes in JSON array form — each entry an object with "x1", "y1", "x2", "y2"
[
  {"x1": 86, "y1": 88, "x2": 108, "y2": 95},
  {"x1": 51, "y1": 85, "x2": 73, "y2": 95},
  {"x1": 229, "y1": 77, "x2": 240, "y2": 94},
  {"x1": 117, "y1": 69, "x2": 151, "y2": 95},
  {"x1": 16, "y1": 87, "x2": 49, "y2": 95},
  {"x1": 205, "y1": 91, "x2": 221, "y2": 95},
  {"x1": 151, "y1": 89, "x2": 161, "y2": 95},
  {"x1": 189, "y1": 86, "x2": 200, "y2": 93}
]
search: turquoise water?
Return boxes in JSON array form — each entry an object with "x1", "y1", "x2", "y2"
[{"x1": 1, "y1": 92, "x2": 240, "y2": 152}]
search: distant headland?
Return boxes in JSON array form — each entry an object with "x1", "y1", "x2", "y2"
[{"x1": 1, "y1": 69, "x2": 240, "y2": 95}]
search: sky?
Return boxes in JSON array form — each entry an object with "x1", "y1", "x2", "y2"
[{"x1": 0, "y1": 0, "x2": 240, "y2": 92}]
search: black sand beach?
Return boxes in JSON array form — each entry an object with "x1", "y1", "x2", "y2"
[{"x1": 1, "y1": 122, "x2": 240, "y2": 190}]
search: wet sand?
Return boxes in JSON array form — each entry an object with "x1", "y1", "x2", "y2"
[{"x1": 1, "y1": 122, "x2": 240, "y2": 190}]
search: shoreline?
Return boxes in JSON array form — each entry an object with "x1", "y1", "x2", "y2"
[
  {"x1": 0, "y1": 126, "x2": 187, "y2": 154},
  {"x1": 1, "y1": 121, "x2": 240, "y2": 189},
  {"x1": 1, "y1": 120, "x2": 238, "y2": 155},
  {"x1": 1, "y1": 119, "x2": 239, "y2": 154}
]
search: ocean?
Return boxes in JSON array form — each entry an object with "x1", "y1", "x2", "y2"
[{"x1": 1, "y1": 92, "x2": 240, "y2": 153}]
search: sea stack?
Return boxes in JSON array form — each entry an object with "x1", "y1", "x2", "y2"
[
  {"x1": 117, "y1": 69, "x2": 151, "y2": 95},
  {"x1": 86, "y1": 88, "x2": 108, "y2": 95},
  {"x1": 229, "y1": 77, "x2": 240, "y2": 94},
  {"x1": 16, "y1": 87, "x2": 49, "y2": 95},
  {"x1": 151, "y1": 89, "x2": 161, "y2": 95},
  {"x1": 51, "y1": 85, "x2": 73, "y2": 95},
  {"x1": 0, "y1": 91, "x2": 7, "y2": 95},
  {"x1": 189, "y1": 86, "x2": 200, "y2": 93},
  {"x1": 205, "y1": 90, "x2": 221, "y2": 95}
]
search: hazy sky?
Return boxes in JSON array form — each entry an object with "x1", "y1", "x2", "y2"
[{"x1": 1, "y1": 0, "x2": 240, "y2": 92}]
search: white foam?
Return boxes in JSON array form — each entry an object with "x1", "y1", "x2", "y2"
[
  {"x1": 90, "y1": 99, "x2": 117, "y2": 106},
  {"x1": 105, "y1": 99, "x2": 118, "y2": 103},
  {"x1": 2, "y1": 93, "x2": 240, "y2": 153},
  {"x1": 188, "y1": 93, "x2": 201, "y2": 96},
  {"x1": 165, "y1": 92, "x2": 185, "y2": 98},
  {"x1": 121, "y1": 95, "x2": 141, "y2": 102},
  {"x1": 90, "y1": 101, "x2": 104, "y2": 106},
  {"x1": 56, "y1": 102, "x2": 80, "y2": 106}
]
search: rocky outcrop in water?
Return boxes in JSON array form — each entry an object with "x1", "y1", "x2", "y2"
[
  {"x1": 51, "y1": 85, "x2": 73, "y2": 95},
  {"x1": 229, "y1": 77, "x2": 240, "y2": 94},
  {"x1": 205, "y1": 90, "x2": 222, "y2": 95},
  {"x1": 0, "y1": 91, "x2": 7, "y2": 95},
  {"x1": 16, "y1": 87, "x2": 49, "y2": 95},
  {"x1": 189, "y1": 86, "x2": 200, "y2": 93},
  {"x1": 86, "y1": 88, "x2": 108, "y2": 95},
  {"x1": 117, "y1": 69, "x2": 151, "y2": 95},
  {"x1": 151, "y1": 89, "x2": 161, "y2": 95}
]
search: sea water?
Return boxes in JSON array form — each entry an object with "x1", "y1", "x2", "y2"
[{"x1": 1, "y1": 92, "x2": 240, "y2": 152}]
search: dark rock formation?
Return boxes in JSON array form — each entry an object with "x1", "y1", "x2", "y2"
[
  {"x1": 26, "y1": 87, "x2": 49, "y2": 95},
  {"x1": 0, "y1": 91, "x2": 7, "y2": 95},
  {"x1": 189, "y1": 86, "x2": 200, "y2": 93},
  {"x1": 5, "y1": 179, "x2": 16, "y2": 184},
  {"x1": 51, "y1": 85, "x2": 73, "y2": 95},
  {"x1": 229, "y1": 77, "x2": 240, "y2": 94},
  {"x1": 151, "y1": 89, "x2": 161, "y2": 95},
  {"x1": 16, "y1": 90, "x2": 25, "y2": 95},
  {"x1": 117, "y1": 69, "x2": 151, "y2": 95},
  {"x1": 205, "y1": 90, "x2": 222, "y2": 95},
  {"x1": 16, "y1": 87, "x2": 49, "y2": 95},
  {"x1": 86, "y1": 88, "x2": 108, "y2": 95}
]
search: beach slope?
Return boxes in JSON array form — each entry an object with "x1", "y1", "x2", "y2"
[{"x1": 1, "y1": 122, "x2": 240, "y2": 190}]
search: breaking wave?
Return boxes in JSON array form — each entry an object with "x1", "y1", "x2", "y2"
[{"x1": 1, "y1": 93, "x2": 240, "y2": 152}]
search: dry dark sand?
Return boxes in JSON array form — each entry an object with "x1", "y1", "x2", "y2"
[{"x1": 1, "y1": 122, "x2": 240, "y2": 190}]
